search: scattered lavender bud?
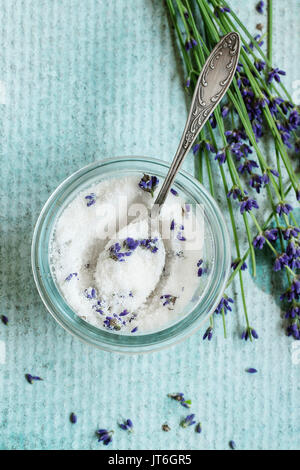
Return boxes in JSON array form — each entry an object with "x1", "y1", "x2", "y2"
[
  {"x1": 181, "y1": 414, "x2": 196, "y2": 428},
  {"x1": 229, "y1": 440, "x2": 237, "y2": 450},
  {"x1": 70, "y1": 413, "x2": 77, "y2": 424},
  {"x1": 85, "y1": 193, "x2": 96, "y2": 207},
  {"x1": 65, "y1": 272, "x2": 78, "y2": 282},
  {"x1": 1, "y1": 315, "x2": 8, "y2": 325},
  {"x1": 251, "y1": 329, "x2": 259, "y2": 339},
  {"x1": 203, "y1": 326, "x2": 213, "y2": 341},
  {"x1": 177, "y1": 232, "x2": 186, "y2": 242},
  {"x1": 25, "y1": 374, "x2": 43, "y2": 384},
  {"x1": 256, "y1": 1, "x2": 264, "y2": 14},
  {"x1": 138, "y1": 174, "x2": 159, "y2": 197},
  {"x1": 246, "y1": 368, "x2": 258, "y2": 374},
  {"x1": 167, "y1": 393, "x2": 191, "y2": 408},
  {"x1": 170, "y1": 188, "x2": 179, "y2": 196},
  {"x1": 119, "y1": 419, "x2": 133, "y2": 432},
  {"x1": 96, "y1": 429, "x2": 114, "y2": 445},
  {"x1": 161, "y1": 295, "x2": 177, "y2": 307},
  {"x1": 195, "y1": 422, "x2": 202, "y2": 434},
  {"x1": 131, "y1": 327, "x2": 138, "y2": 333}
]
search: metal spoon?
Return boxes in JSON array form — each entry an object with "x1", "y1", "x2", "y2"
[{"x1": 154, "y1": 32, "x2": 241, "y2": 208}]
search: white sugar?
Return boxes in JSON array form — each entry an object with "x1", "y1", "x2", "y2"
[{"x1": 50, "y1": 175, "x2": 205, "y2": 334}]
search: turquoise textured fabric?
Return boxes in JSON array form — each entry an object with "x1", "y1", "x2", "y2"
[{"x1": 0, "y1": 0, "x2": 299, "y2": 450}]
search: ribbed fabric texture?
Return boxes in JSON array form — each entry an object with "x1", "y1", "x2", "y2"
[{"x1": 0, "y1": 0, "x2": 299, "y2": 450}]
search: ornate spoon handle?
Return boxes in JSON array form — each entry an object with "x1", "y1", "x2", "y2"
[{"x1": 154, "y1": 32, "x2": 241, "y2": 207}]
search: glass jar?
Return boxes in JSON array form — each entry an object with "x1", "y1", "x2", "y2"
[{"x1": 32, "y1": 156, "x2": 231, "y2": 353}]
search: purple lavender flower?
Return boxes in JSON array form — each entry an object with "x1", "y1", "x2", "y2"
[
  {"x1": 215, "y1": 296, "x2": 234, "y2": 314},
  {"x1": 276, "y1": 202, "x2": 293, "y2": 216},
  {"x1": 160, "y1": 295, "x2": 177, "y2": 307},
  {"x1": 119, "y1": 419, "x2": 133, "y2": 432},
  {"x1": 254, "y1": 59, "x2": 266, "y2": 72},
  {"x1": 225, "y1": 128, "x2": 247, "y2": 144},
  {"x1": 215, "y1": 6, "x2": 231, "y2": 17},
  {"x1": 65, "y1": 272, "x2": 78, "y2": 281},
  {"x1": 195, "y1": 422, "x2": 202, "y2": 434},
  {"x1": 185, "y1": 37, "x2": 197, "y2": 51},
  {"x1": 96, "y1": 429, "x2": 114, "y2": 445},
  {"x1": 124, "y1": 237, "x2": 140, "y2": 251},
  {"x1": 210, "y1": 115, "x2": 217, "y2": 128},
  {"x1": 138, "y1": 174, "x2": 159, "y2": 196},
  {"x1": 181, "y1": 414, "x2": 196, "y2": 428},
  {"x1": 246, "y1": 368, "x2": 258, "y2": 374},
  {"x1": 241, "y1": 327, "x2": 258, "y2": 341},
  {"x1": 265, "y1": 228, "x2": 278, "y2": 242},
  {"x1": 283, "y1": 227, "x2": 300, "y2": 240},
  {"x1": 244, "y1": 34, "x2": 264, "y2": 52},
  {"x1": 140, "y1": 237, "x2": 159, "y2": 253},
  {"x1": 197, "y1": 259, "x2": 203, "y2": 277},
  {"x1": 70, "y1": 413, "x2": 77, "y2": 424},
  {"x1": 256, "y1": 1, "x2": 264, "y2": 14},
  {"x1": 231, "y1": 259, "x2": 248, "y2": 271},
  {"x1": 215, "y1": 149, "x2": 227, "y2": 164},
  {"x1": 284, "y1": 305, "x2": 299, "y2": 319},
  {"x1": 251, "y1": 329, "x2": 259, "y2": 339},
  {"x1": 119, "y1": 309, "x2": 129, "y2": 317},
  {"x1": 84, "y1": 287, "x2": 96, "y2": 299},
  {"x1": 1, "y1": 315, "x2": 8, "y2": 325},
  {"x1": 240, "y1": 197, "x2": 259, "y2": 214},
  {"x1": 274, "y1": 253, "x2": 289, "y2": 272},
  {"x1": 291, "y1": 277, "x2": 300, "y2": 296},
  {"x1": 85, "y1": 193, "x2": 96, "y2": 207},
  {"x1": 227, "y1": 186, "x2": 242, "y2": 200},
  {"x1": 270, "y1": 169, "x2": 279, "y2": 177},
  {"x1": 203, "y1": 326, "x2": 213, "y2": 341},
  {"x1": 204, "y1": 140, "x2": 216, "y2": 153},
  {"x1": 104, "y1": 316, "x2": 119, "y2": 331},
  {"x1": 168, "y1": 393, "x2": 192, "y2": 408},
  {"x1": 221, "y1": 106, "x2": 230, "y2": 118},
  {"x1": 268, "y1": 67, "x2": 286, "y2": 84},
  {"x1": 238, "y1": 159, "x2": 259, "y2": 175},
  {"x1": 177, "y1": 232, "x2": 186, "y2": 242},
  {"x1": 280, "y1": 100, "x2": 293, "y2": 115},
  {"x1": 253, "y1": 234, "x2": 265, "y2": 249},
  {"x1": 287, "y1": 323, "x2": 300, "y2": 340},
  {"x1": 25, "y1": 374, "x2": 43, "y2": 384},
  {"x1": 249, "y1": 173, "x2": 269, "y2": 193},
  {"x1": 193, "y1": 143, "x2": 200, "y2": 154},
  {"x1": 229, "y1": 440, "x2": 237, "y2": 450}
]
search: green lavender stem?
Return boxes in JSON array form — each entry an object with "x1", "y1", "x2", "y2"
[{"x1": 267, "y1": 0, "x2": 273, "y2": 66}]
